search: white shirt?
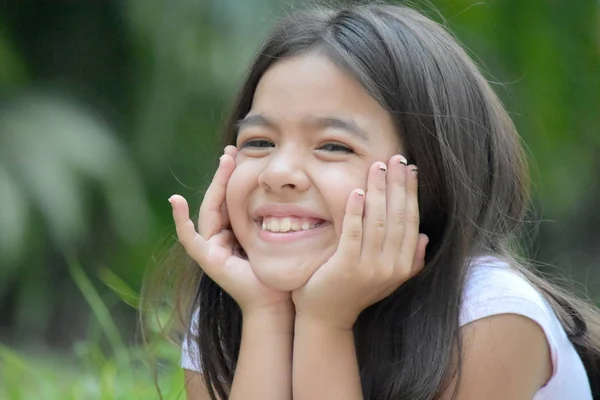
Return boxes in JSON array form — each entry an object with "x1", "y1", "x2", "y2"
[{"x1": 461, "y1": 256, "x2": 592, "y2": 399}]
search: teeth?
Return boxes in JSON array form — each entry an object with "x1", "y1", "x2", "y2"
[
  {"x1": 280, "y1": 218, "x2": 292, "y2": 232},
  {"x1": 270, "y1": 219, "x2": 281, "y2": 232},
  {"x1": 260, "y1": 217, "x2": 322, "y2": 233}
]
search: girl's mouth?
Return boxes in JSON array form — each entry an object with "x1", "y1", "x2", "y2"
[
  {"x1": 258, "y1": 216, "x2": 325, "y2": 233},
  {"x1": 255, "y1": 217, "x2": 330, "y2": 243}
]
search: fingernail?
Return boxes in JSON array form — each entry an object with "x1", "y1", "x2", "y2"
[
  {"x1": 378, "y1": 163, "x2": 387, "y2": 172},
  {"x1": 356, "y1": 189, "x2": 365, "y2": 197},
  {"x1": 411, "y1": 166, "x2": 418, "y2": 176},
  {"x1": 168, "y1": 196, "x2": 174, "y2": 204},
  {"x1": 219, "y1": 154, "x2": 225, "y2": 164},
  {"x1": 398, "y1": 155, "x2": 407, "y2": 165}
]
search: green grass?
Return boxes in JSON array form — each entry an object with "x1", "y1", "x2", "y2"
[
  {"x1": 0, "y1": 343, "x2": 184, "y2": 400},
  {"x1": 0, "y1": 258, "x2": 184, "y2": 400}
]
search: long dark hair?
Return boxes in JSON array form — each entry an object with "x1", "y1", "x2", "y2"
[{"x1": 143, "y1": 3, "x2": 600, "y2": 399}]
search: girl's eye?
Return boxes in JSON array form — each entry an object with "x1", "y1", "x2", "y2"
[
  {"x1": 240, "y1": 139, "x2": 275, "y2": 149},
  {"x1": 319, "y1": 143, "x2": 354, "y2": 153}
]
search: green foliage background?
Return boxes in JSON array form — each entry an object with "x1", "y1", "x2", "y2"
[{"x1": 0, "y1": 0, "x2": 598, "y2": 398}]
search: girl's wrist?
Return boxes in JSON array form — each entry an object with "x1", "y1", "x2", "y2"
[
  {"x1": 242, "y1": 297, "x2": 295, "y2": 315},
  {"x1": 294, "y1": 311, "x2": 356, "y2": 333},
  {"x1": 242, "y1": 300, "x2": 296, "y2": 333},
  {"x1": 242, "y1": 311, "x2": 295, "y2": 336}
]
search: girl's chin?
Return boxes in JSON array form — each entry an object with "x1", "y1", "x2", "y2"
[
  {"x1": 260, "y1": 276, "x2": 304, "y2": 292},
  {"x1": 250, "y1": 257, "x2": 319, "y2": 291}
]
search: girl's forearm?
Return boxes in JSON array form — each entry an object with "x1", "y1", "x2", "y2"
[
  {"x1": 229, "y1": 311, "x2": 294, "y2": 400},
  {"x1": 293, "y1": 316, "x2": 363, "y2": 400}
]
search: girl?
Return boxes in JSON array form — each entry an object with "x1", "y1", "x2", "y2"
[{"x1": 162, "y1": 2, "x2": 600, "y2": 399}]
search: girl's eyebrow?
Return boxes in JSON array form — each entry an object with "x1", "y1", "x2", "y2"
[
  {"x1": 235, "y1": 114, "x2": 277, "y2": 133},
  {"x1": 235, "y1": 114, "x2": 371, "y2": 144}
]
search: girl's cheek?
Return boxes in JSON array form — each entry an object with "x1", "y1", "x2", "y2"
[
  {"x1": 313, "y1": 165, "x2": 365, "y2": 237},
  {"x1": 234, "y1": 152, "x2": 248, "y2": 162},
  {"x1": 329, "y1": 188, "x2": 361, "y2": 238}
]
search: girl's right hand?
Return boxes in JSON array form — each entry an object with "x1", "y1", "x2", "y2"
[{"x1": 169, "y1": 146, "x2": 293, "y2": 317}]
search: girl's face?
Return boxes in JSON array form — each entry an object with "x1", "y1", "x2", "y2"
[{"x1": 226, "y1": 53, "x2": 402, "y2": 291}]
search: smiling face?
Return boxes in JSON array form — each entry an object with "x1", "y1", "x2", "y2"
[{"x1": 226, "y1": 52, "x2": 402, "y2": 291}]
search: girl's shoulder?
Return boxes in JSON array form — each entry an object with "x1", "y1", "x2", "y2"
[
  {"x1": 460, "y1": 255, "x2": 552, "y2": 324},
  {"x1": 460, "y1": 255, "x2": 592, "y2": 399},
  {"x1": 460, "y1": 254, "x2": 567, "y2": 348}
]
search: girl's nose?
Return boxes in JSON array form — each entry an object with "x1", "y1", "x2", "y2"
[{"x1": 258, "y1": 147, "x2": 310, "y2": 193}]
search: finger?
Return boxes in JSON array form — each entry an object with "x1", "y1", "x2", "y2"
[
  {"x1": 213, "y1": 229, "x2": 235, "y2": 252},
  {"x1": 361, "y1": 162, "x2": 388, "y2": 261},
  {"x1": 169, "y1": 195, "x2": 210, "y2": 265},
  {"x1": 336, "y1": 189, "x2": 365, "y2": 265},
  {"x1": 411, "y1": 233, "x2": 429, "y2": 275},
  {"x1": 221, "y1": 203, "x2": 231, "y2": 228},
  {"x1": 381, "y1": 155, "x2": 408, "y2": 263},
  {"x1": 396, "y1": 165, "x2": 421, "y2": 275},
  {"x1": 224, "y1": 145, "x2": 238, "y2": 158},
  {"x1": 198, "y1": 153, "x2": 236, "y2": 239},
  {"x1": 215, "y1": 144, "x2": 236, "y2": 228}
]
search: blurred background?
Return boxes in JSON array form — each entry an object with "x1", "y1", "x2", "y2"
[{"x1": 0, "y1": 0, "x2": 598, "y2": 398}]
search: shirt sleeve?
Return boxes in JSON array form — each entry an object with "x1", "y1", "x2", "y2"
[{"x1": 459, "y1": 261, "x2": 565, "y2": 380}]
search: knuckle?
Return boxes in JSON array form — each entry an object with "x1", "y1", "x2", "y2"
[
  {"x1": 395, "y1": 258, "x2": 412, "y2": 274},
  {"x1": 374, "y1": 218, "x2": 386, "y2": 229},
  {"x1": 409, "y1": 212, "x2": 420, "y2": 226},
  {"x1": 396, "y1": 255, "x2": 413, "y2": 273},
  {"x1": 408, "y1": 181, "x2": 419, "y2": 194},
  {"x1": 374, "y1": 265, "x2": 394, "y2": 281},
  {"x1": 185, "y1": 219, "x2": 198, "y2": 233},
  {"x1": 179, "y1": 231, "x2": 194, "y2": 247},
  {"x1": 392, "y1": 271, "x2": 411, "y2": 284},
  {"x1": 347, "y1": 227, "x2": 362, "y2": 241},
  {"x1": 216, "y1": 180, "x2": 227, "y2": 191},
  {"x1": 395, "y1": 177, "x2": 406, "y2": 188},
  {"x1": 350, "y1": 206, "x2": 364, "y2": 216},
  {"x1": 394, "y1": 213, "x2": 406, "y2": 226},
  {"x1": 177, "y1": 226, "x2": 200, "y2": 250}
]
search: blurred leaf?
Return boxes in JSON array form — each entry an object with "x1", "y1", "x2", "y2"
[
  {"x1": 67, "y1": 255, "x2": 131, "y2": 378},
  {"x1": 0, "y1": 343, "x2": 35, "y2": 372},
  {"x1": 98, "y1": 266, "x2": 140, "y2": 309},
  {"x1": 0, "y1": 93, "x2": 156, "y2": 262},
  {"x1": 73, "y1": 340, "x2": 108, "y2": 375},
  {"x1": 0, "y1": 163, "x2": 28, "y2": 265},
  {"x1": 0, "y1": 21, "x2": 28, "y2": 86},
  {"x1": 0, "y1": 343, "x2": 53, "y2": 399}
]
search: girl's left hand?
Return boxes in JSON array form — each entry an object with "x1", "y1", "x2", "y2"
[{"x1": 292, "y1": 155, "x2": 429, "y2": 331}]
